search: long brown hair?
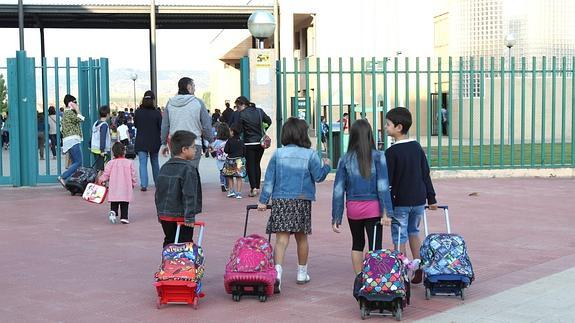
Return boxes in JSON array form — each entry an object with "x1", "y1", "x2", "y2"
[{"x1": 347, "y1": 119, "x2": 376, "y2": 179}]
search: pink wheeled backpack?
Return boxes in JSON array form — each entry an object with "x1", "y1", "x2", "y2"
[{"x1": 224, "y1": 205, "x2": 277, "y2": 302}]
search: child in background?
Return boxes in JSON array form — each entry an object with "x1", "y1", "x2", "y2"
[
  {"x1": 384, "y1": 107, "x2": 438, "y2": 284},
  {"x1": 155, "y1": 130, "x2": 202, "y2": 247},
  {"x1": 98, "y1": 142, "x2": 137, "y2": 224},
  {"x1": 116, "y1": 116, "x2": 130, "y2": 145},
  {"x1": 211, "y1": 122, "x2": 230, "y2": 192},
  {"x1": 223, "y1": 123, "x2": 246, "y2": 199},
  {"x1": 331, "y1": 119, "x2": 394, "y2": 274},
  {"x1": 90, "y1": 105, "x2": 112, "y2": 172},
  {"x1": 257, "y1": 117, "x2": 331, "y2": 292}
]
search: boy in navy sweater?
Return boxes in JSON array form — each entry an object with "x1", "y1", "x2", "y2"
[{"x1": 384, "y1": 107, "x2": 437, "y2": 284}]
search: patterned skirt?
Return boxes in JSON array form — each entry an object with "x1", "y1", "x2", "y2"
[
  {"x1": 221, "y1": 157, "x2": 247, "y2": 178},
  {"x1": 266, "y1": 199, "x2": 312, "y2": 234}
]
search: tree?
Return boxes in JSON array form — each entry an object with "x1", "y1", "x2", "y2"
[
  {"x1": 201, "y1": 91, "x2": 211, "y2": 109},
  {"x1": 0, "y1": 74, "x2": 6, "y2": 115}
]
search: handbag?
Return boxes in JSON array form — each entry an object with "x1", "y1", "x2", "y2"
[
  {"x1": 82, "y1": 182, "x2": 108, "y2": 204},
  {"x1": 258, "y1": 108, "x2": 271, "y2": 149}
]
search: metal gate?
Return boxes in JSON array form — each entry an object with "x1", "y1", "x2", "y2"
[{"x1": 1, "y1": 50, "x2": 109, "y2": 186}]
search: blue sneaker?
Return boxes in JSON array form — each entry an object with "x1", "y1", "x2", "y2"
[{"x1": 227, "y1": 190, "x2": 236, "y2": 198}]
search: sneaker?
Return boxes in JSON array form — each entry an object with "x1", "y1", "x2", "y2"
[
  {"x1": 235, "y1": 193, "x2": 242, "y2": 199},
  {"x1": 140, "y1": 187, "x2": 147, "y2": 192},
  {"x1": 274, "y1": 265, "x2": 282, "y2": 294},
  {"x1": 296, "y1": 265, "x2": 310, "y2": 284},
  {"x1": 411, "y1": 268, "x2": 423, "y2": 284},
  {"x1": 227, "y1": 191, "x2": 236, "y2": 198},
  {"x1": 120, "y1": 219, "x2": 130, "y2": 224},
  {"x1": 248, "y1": 189, "x2": 259, "y2": 197},
  {"x1": 57, "y1": 176, "x2": 66, "y2": 188},
  {"x1": 108, "y1": 211, "x2": 117, "y2": 224},
  {"x1": 221, "y1": 185, "x2": 227, "y2": 192}
]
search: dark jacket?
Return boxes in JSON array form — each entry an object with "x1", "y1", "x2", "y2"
[
  {"x1": 221, "y1": 107, "x2": 234, "y2": 125},
  {"x1": 224, "y1": 136, "x2": 245, "y2": 158},
  {"x1": 238, "y1": 106, "x2": 272, "y2": 144},
  {"x1": 155, "y1": 157, "x2": 202, "y2": 224},
  {"x1": 134, "y1": 107, "x2": 162, "y2": 153}
]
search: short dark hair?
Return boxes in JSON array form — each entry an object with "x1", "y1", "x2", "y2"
[
  {"x1": 63, "y1": 94, "x2": 76, "y2": 107},
  {"x1": 281, "y1": 117, "x2": 311, "y2": 148},
  {"x1": 178, "y1": 77, "x2": 193, "y2": 95},
  {"x1": 112, "y1": 142, "x2": 125, "y2": 158},
  {"x1": 98, "y1": 105, "x2": 110, "y2": 118},
  {"x1": 386, "y1": 107, "x2": 412, "y2": 134},
  {"x1": 140, "y1": 90, "x2": 156, "y2": 110},
  {"x1": 48, "y1": 106, "x2": 56, "y2": 116},
  {"x1": 170, "y1": 130, "x2": 197, "y2": 156},
  {"x1": 216, "y1": 122, "x2": 230, "y2": 140},
  {"x1": 234, "y1": 96, "x2": 255, "y2": 108}
]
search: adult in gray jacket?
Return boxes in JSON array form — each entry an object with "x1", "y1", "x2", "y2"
[{"x1": 160, "y1": 77, "x2": 213, "y2": 168}]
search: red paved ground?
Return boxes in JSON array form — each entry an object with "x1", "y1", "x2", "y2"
[{"x1": 0, "y1": 177, "x2": 574, "y2": 322}]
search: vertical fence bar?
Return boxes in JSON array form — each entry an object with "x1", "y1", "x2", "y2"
[
  {"x1": 371, "y1": 57, "x2": 377, "y2": 144},
  {"x1": 54, "y1": 57, "x2": 61, "y2": 174},
  {"x1": 394, "y1": 57, "x2": 399, "y2": 108},
  {"x1": 489, "y1": 57, "x2": 495, "y2": 167},
  {"x1": 572, "y1": 56, "x2": 575, "y2": 165},
  {"x1": 416, "y1": 57, "x2": 421, "y2": 142},
  {"x1": 448, "y1": 57, "x2": 453, "y2": 167},
  {"x1": 382, "y1": 57, "x2": 388, "y2": 149},
  {"x1": 479, "y1": 57, "x2": 484, "y2": 166},
  {"x1": 315, "y1": 57, "x2": 322, "y2": 153},
  {"x1": 42, "y1": 57, "x2": 50, "y2": 175},
  {"x1": 405, "y1": 57, "x2": 409, "y2": 110},
  {"x1": 281, "y1": 58, "x2": 287, "y2": 128},
  {"x1": 350, "y1": 57, "x2": 355, "y2": 124},
  {"x1": 520, "y1": 57, "x2": 526, "y2": 167},
  {"x1": 510, "y1": 56, "x2": 515, "y2": 166},
  {"x1": 437, "y1": 57, "x2": 443, "y2": 167},
  {"x1": 361, "y1": 57, "x2": 366, "y2": 119},
  {"x1": 339, "y1": 58, "x2": 344, "y2": 156},
  {"x1": 304, "y1": 57, "x2": 310, "y2": 124},
  {"x1": 458, "y1": 57, "x2": 463, "y2": 166},
  {"x1": 550, "y1": 56, "x2": 556, "y2": 165},
  {"x1": 541, "y1": 56, "x2": 547, "y2": 165},
  {"x1": 561, "y1": 57, "x2": 566, "y2": 164},
  {"x1": 293, "y1": 58, "x2": 299, "y2": 118},
  {"x1": 328, "y1": 58, "x2": 333, "y2": 161},
  {"x1": 427, "y1": 57, "x2": 432, "y2": 159},
  {"x1": 65, "y1": 57, "x2": 71, "y2": 94},
  {"x1": 500, "y1": 57, "x2": 505, "y2": 167},
  {"x1": 531, "y1": 57, "x2": 537, "y2": 166},
  {"x1": 276, "y1": 60, "x2": 282, "y2": 146},
  {"x1": 469, "y1": 57, "x2": 474, "y2": 166}
]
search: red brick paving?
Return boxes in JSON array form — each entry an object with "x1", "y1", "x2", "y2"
[{"x1": 0, "y1": 177, "x2": 574, "y2": 322}]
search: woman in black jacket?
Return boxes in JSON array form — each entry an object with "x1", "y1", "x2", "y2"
[
  {"x1": 235, "y1": 96, "x2": 272, "y2": 197},
  {"x1": 134, "y1": 90, "x2": 162, "y2": 191}
]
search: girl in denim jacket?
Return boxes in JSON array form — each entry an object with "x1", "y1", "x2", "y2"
[
  {"x1": 331, "y1": 119, "x2": 394, "y2": 274},
  {"x1": 257, "y1": 117, "x2": 331, "y2": 293}
]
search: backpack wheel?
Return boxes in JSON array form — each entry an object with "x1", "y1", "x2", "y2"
[
  {"x1": 360, "y1": 301, "x2": 368, "y2": 320},
  {"x1": 460, "y1": 288, "x2": 465, "y2": 300},
  {"x1": 425, "y1": 288, "x2": 431, "y2": 300},
  {"x1": 394, "y1": 304, "x2": 402, "y2": 321},
  {"x1": 259, "y1": 295, "x2": 267, "y2": 302},
  {"x1": 232, "y1": 294, "x2": 241, "y2": 302}
]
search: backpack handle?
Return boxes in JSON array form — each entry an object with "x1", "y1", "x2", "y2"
[{"x1": 245, "y1": 205, "x2": 272, "y2": 242}]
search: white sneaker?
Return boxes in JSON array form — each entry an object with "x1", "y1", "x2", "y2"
[
  {"x1": 235, "y1": 193, "x2": 242, "y2": 199},
  {"x1": 297, "y1": 264, "x2": 310, "y2": 284},
  {"x1": 108, "y1": 211, "x2": 117, "y2": 224},
  {"x1": 120, "y1": 219, "x2": 130, "y2": 224},
  {"x1": 227, "y1": 191, "x2": 236, "y2": 198}
]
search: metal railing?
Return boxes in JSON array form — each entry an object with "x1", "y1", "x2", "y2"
[{"x1": 276, "y1": 56, "x2": 575, "y2": 170}]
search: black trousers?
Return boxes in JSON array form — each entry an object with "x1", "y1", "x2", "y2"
[
  {"x1": 348, "y1": 217, "x2": 382, "y2": 252},
  {"x1": 49, "y1": 134, "x2": 57, "y2": 157},
  {"x1": 161, "y1": 220, "x2": 194, "y2": 248},
  {"x1": 245, "y1": 145, "x2": 264, "y2": 190},
  {"x1": 111, "y1": 201, "x2": 129, "y2": 220}
]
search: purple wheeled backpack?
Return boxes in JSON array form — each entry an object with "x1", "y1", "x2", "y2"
[
  {"x1": 353, "y1": 225, "x2": 410, "y2": 321},
  {"x1": 420, "y1": 206, "x2": 474, "y2": 300}
]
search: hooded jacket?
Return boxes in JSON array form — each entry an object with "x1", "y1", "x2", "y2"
[{"x1": 161, "y1": 94, "x2": 213, "y2": 146}]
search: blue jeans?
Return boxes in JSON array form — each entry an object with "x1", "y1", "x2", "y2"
[
  {"x1": 137, "y1": 151, "x2": 160, "y2": 188},
  {"x1": 390, "y1": 205, "x2": 425, "y2": 245},
  {"x1": 61, "y1": 143, "x2": 83, "y2": 180}
]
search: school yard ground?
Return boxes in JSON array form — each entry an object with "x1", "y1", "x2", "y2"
[{"x1": 0, "y1": 158, "x2": 574, "y2": 322}]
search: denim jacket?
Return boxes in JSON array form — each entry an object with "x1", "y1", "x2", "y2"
[
  {"x1": 259, "y1": 145, "x2": 331, "y2": 204},
  {"x1": 155, "y1": 158, "x2": 202, "y2": 224},
  {"x1": 331, "y1": 150, "x2": 394, "y2": 225}
]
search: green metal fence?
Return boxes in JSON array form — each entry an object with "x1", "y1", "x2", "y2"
[
  {"x1": 1, "y1": 51, "x2": 109, "y2": 186},
  {"x1": 276, "y1": 56, "x2": 575, "y2": 170}
]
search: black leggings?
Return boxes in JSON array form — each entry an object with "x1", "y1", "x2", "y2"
[
  {"x1": 111, "y1": 201, "x2": 129, "y2": 220},
  {"x1": 348, "y1": 217, "x2": 382, "y2": 252},
  {"x1": 245, "y1": 145, "x2": 264, "y2": 190},
  {"x1": 160, "y1": 221, "x2": 194, "y2": 248}
]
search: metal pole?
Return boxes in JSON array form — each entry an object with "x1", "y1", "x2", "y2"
[
  {"x1": 18, "y1": 0, "x2": 24, "y2": 50},
  {"x1": 508, "y1": 46, "x2": 512, "y2": 145},
  {"x1": 133, "y1": 80, "x2": 137, "y2": 109},
  {"x1": 149, "y1": 0, "x2": 158, "y2": 97}
]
